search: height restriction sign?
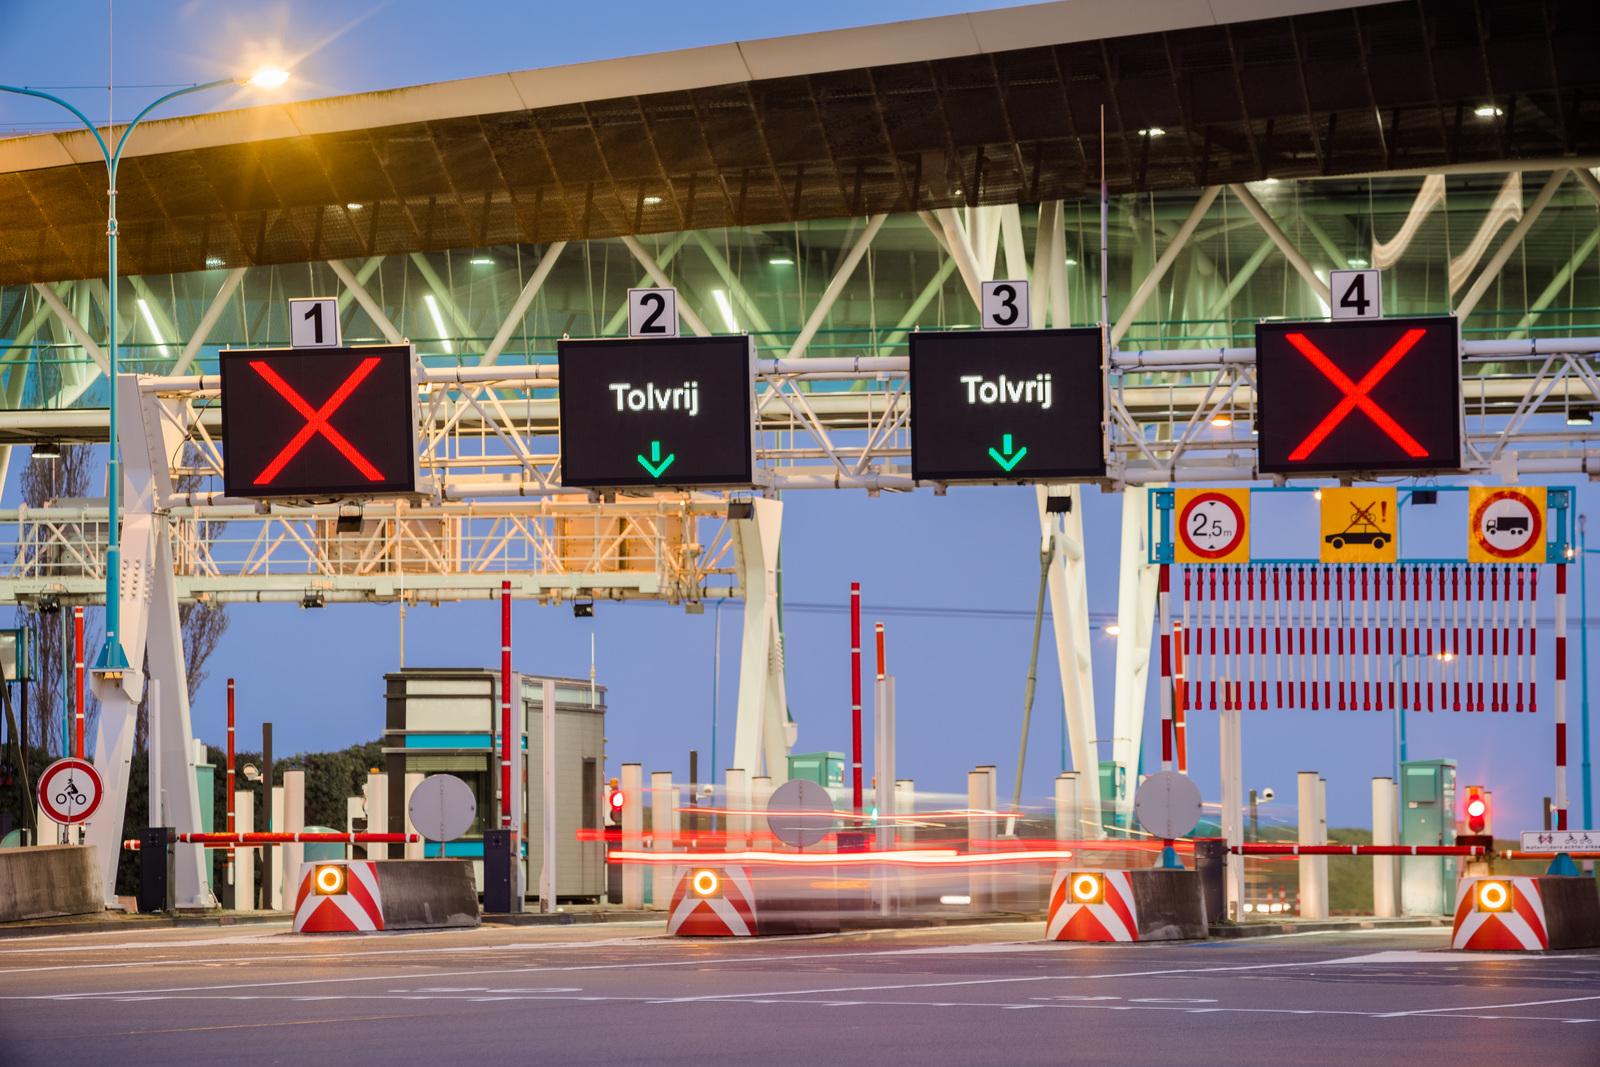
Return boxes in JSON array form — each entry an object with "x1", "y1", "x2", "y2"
[
  {"x1": 1174, "y1": 488, "x2": 1250, "y2": 564},
  {"x1": 1468, "y1": 486, "x2": 1546, "y2": 564}
]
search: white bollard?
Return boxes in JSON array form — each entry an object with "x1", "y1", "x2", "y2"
[
  {"x1": 404, "y1": 772, "x2": 425, "y2": 859},
  {"x1": 620, "y1": 763, "x2": 644, "y2": 908},
  {"x1": 751, "y1": 776, "x2": 773, "y2": 848},
  {"x1": 365, "y1": 773, "x2": 388, "y2": 862},
  {"x1": 1054, "y1": 772, "x2": 1080, "y2": 846},
  {"x1": 280, "y1": 770, "x2": 305, "y2": 914},
  {"x1": 968, "y1": 768, "x2": 995, "y2": 912},
  {"x1": 650, "y1": 771, "x2": 678, "y2": 910},
  {"x1": 874, "y1": 676, "x2": 897, "y2": 852},
  {"x1": 1297, "y1": 771, "x2": 1327, "y2": 919},
  {"x1": 1371, "y1": 777, "x2": 1398, "y2": 918},
  {"x1": 269, "y1": 785, "x2": 285, "y2": 910},
  {"x1": 725, "y1": 768, "x2": 749, "y2": 852},
  {"x1": 895, "y1": 779, "x2": 916, "y2": 847},
  {"x1": 233, "y1": 790, "x2": 255, "y2": 911}
]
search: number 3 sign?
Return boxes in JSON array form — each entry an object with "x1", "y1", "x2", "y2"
[{"x1": 981, "y1": 279, "x2": 1030, "y2": 331}]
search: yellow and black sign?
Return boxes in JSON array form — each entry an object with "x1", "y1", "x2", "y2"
[
  {"x1": 1319, "y1": 486, "x2": 1397, "y2": 563},
  {"x1": 1175, "y1": 488, "x2": 1251, "y2": 564}
]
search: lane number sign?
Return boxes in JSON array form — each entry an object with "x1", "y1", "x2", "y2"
[
  {"x1": 981, "y1": 279, "x2": 1030, "y2": 331},
  {"x1": 1174, "y1": 488, "x2": 1249, "y2": 564},
  {"x1": 289, "y1": 297, "x2": 342, "y2": 349},
  {"x1": 1468, "y1": 486, "x2": 1547, "y2": 564},
  {"x1": 628, "y1": 287, "x2": 679, "y2": 338},
  {"x1": 1330, "y1": 269, "x2": 1382, "y2": 321},
  {"x1": 38, "y1": 757, "x2": 103, "y2": 824}
]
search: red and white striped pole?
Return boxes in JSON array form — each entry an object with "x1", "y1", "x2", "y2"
[
  {"x1": 850, "y1": 582, "x2": 863, "y2": 816},
  {"x1": 1554, "y1": 563, "x2": 1568, "y2": 830},
  {"x1": 1173, "y1": 619, "x2": 1189, "y2": 773},
  {"x1": 500, "y1": 580, "x2": 513, "y2": 831},
  {"x1": 73, "y1": 606, "x2": 85, "y2": 759},
  {"x1": 1158, "y1": 564, "x2": 1173, "y2": 771}
]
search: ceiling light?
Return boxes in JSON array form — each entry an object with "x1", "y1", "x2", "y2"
[
  {"x1": 1474, "y1": 104, "x2": 1503, "y2": 118},
  {"x1": 642, "y1": 195, "x2": 664, "y2": 206},
  {"x1": 346, "y1": 202, "x2": 364, "y2": 211},
  {"x1": 1211, "y1": 414, "x2": 1233, "y2": 428},
  {"x1": 204, "y1": 255, "x2": 225, "y2": 269},
  {"x1": 469, "y1": 256, "x2": 495, "y2": 267},
  {"x1": 768, "y1": 255, "x2": 794, "y2": 266},
  {"x1": 1347, "y1": 257, "x2": 1370, "y2": 268},
  {"x1": 1138, "y1": 127, "x2": 1166, "y2": 138},
  {"x1": 31, "y1": 441, "x2": 61, "y2": 460},
  {"x1": 1103, "y1": 623, "x2": 1121, "y2": 637},
  {"x1": 422, "y1": 293, "x2": 453, "y2": 354},
  {"x1": 711, "y1": 288, "x2": 740, "y2": 333},
  {"x1": 1566, "y1": 407, "x2": 1595, "y2": 426},
  {"x1": 245, "y1": 66, "x2": 290, "y2": 89},
  {"x1": 1064, "y1": 257, "x2": 1078, "y2": 267}
]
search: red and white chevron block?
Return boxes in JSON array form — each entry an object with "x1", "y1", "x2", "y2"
[
  {"x1": 293, "y1": 861, "x2": 385, "y2": 934},
  {"x1": 1046, "y1": 869, "x2": 1138, "y2": 942},
  {"x1": 667, "y1": 866, "x2": 757, "y2": 937},
  {"x1": 1452, "y1": 876, "x2": 1547, "y2": 951}
]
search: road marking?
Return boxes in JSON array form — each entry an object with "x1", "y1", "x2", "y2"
[{"x1": 1376, "y1": 994, "x2": 1600, "y2": 1019}]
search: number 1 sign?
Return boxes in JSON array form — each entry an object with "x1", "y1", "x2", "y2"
[{"x1": 289, "y1": 297, "x2": 342, "y2": 348}]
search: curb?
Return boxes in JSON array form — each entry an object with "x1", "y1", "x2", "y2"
[
  {"x1": 1208, "y1": 916, "x2": 1451, "y2": 939},
  {"x1": 0, "y1": 911, "x2": 291, "y2": 940}
]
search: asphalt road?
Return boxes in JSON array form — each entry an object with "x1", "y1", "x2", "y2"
[{"x1": 1, "y1": 920, "x2": 1597, "y2": 1066}]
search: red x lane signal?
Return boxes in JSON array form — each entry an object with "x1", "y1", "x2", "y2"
[
  {"x1": 250, "y1": 357, "x2": 384, "y2": 485},
  {"x1": 1284, "y1": 329, "x2": 1427, "y2": 461},
  {"x1": 220, "y1": 344, "x2": 420, "y2": 500},
  {"x1": 1255, "y1": 317, "x2": 1460, "y2": 476}
]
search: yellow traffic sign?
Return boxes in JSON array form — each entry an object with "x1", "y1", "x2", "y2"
[
  {"x1": 1468, "y1": 486, "x2": 1546, "y2": 564},
  {"x1": 1319, "y1": 486, "x2": 1397, "y2": 563},
  {"x1": 1175, "y1": 488, "x2": 1250, "y2": 564}
]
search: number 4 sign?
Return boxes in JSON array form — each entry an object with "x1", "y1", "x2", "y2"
[
  {"x1": 1330, "y1": 269, "x2": 1382, "y2": 321},
  {"x1": 981, "y1": 280, "x2": 1030, "y2": 331},
  {"x1": 289, "y1": 297, "x2": 341, "y2": 348}
]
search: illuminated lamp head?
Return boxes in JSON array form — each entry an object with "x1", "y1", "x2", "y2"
[
  {"x1": 1474, "y1": 879, "x2": 1512, "y2": 913},
  {"x1": 1069, "y1": 872, "x2": 1105, "y2": 905},
  {"x1": 313, "y1": 863, "x2": 348, "y2": 896},
  {"x1": 690, "y1": 869, "x2": 721, "y2": 898}
]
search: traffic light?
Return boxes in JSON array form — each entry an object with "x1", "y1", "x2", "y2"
[
  {"x1": 1464, "y1": 786, "x2": 1491, "y2": 836},
  {"x1": 607, "y1": 780, "x2": 626, "y2": 826}
]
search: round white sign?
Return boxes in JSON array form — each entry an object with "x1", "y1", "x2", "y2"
[
  {"x1": 766, "y1": 779, "x2": 836, "y2": 849},
  {"x1": 38, "y1": 757, "x2": 102, "y2": 825},
  {"x1": 1134, "y1": 771, "x2": 1203, "y2": 841},
  {"x1": 407, "y1": 774, "x2": 477, "y2": 842}
]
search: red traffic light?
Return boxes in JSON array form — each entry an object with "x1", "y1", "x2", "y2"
[
  {"x1": 608, "y1": 788, "x2": 626, "y2": 812},
  {"x1": 1464, "y1": 788, "x2": 1489, "y2": 834}
]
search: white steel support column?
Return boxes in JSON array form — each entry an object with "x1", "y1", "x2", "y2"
[
  {"x1": 602, "y1": 235, "x2": 689, "y2": 335},
  {"x1": 1038, "y1": 487, "x2": 1101, "y2": 835},
  {"x1": 328, "y1": 258, "x2": 404, "y2": 343},
  {"x1": 1227, "y1": 183, "x2": 1332, "y2": 306},
  {"x1": 32, "y1": 281, "x2": 110, "y2": 374},
  {"x1": 482, "y1": 242, "x2": 568, "y2": 364},
  {"x1": 1372, "y1": 776, "x2": 1398, "y2": 918},
  {"x1": 691, "y1": 232, "x2": 778, "y2": 341},
  {"x1": 1109, "y1": 486, "x2": 1160, "y2": 827},
  {"x1": 725, "y1": 767, "x2": 749, "y2": 851},
  {"x1": 1029, "y1": 201, "x2": 1058, "y2": 329},
  {"x1": 85, "y1": 379, "x2": 210, "y2": 907},
  {"x1": 731, "y1": 498, "x2": 790, "y2": 782},
  {"x1": 620, "y1": 762, "x2": 644, "y2": 907},
  {"x1": 786, "y1": 214, "x2": 887, "y2": 359},
  {"x1": 1456, "y1": 169, "x2": 1570, "y2": 319},
  {"x1": 621, "y1": 235, "x2": 711, "y2": 337},
  {"x1": 930, "y1": 208, "x2": 983, "y2": 305},
  {"x1": 173, "y1": 267, "x2": 246, "y2": 374},
  {"x1": 1111, "y1": 186, "x2": 1220, "y2": 346}
]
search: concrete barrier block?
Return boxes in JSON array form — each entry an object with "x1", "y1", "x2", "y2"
[
  {"x1": 1453, "y1": 874, "x2": 1600, "y2": 951},
  {"x1": 0, "y1": 845, "x2": 101, "y2": 923},
  {"x1": 1047, "y1": 868, "x2": 1207, "y2": 942},
  {"x1": 373, "y1": 859, "x2": 480, "y2": 931}
]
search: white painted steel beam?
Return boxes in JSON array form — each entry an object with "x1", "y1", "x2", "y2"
[
  {"x1": 620, "y1": 235, "x2": 710, "y2": 337},
  {"x1": 328, "y1": 258, "x2": 404, "y2": 344},
  {"x1": 1455, "y1": 169, "x2": 1570, "y2": 320},
  {"x1": 1227, "y1": 184, "x2": 1331, "y2": 305}
]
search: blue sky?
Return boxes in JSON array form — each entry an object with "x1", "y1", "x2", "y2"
[{"x1": 2, "y1": 0, "x2": 1597, "y2": 835}]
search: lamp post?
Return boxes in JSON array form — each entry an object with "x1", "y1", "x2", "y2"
[{"x1": 0, "y1": 68, "x2": 287, "y2": 686}]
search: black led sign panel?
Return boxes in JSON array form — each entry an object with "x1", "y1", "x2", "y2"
[
  {"x1": 1255, "y1": 316, "x2": 1461, "y2": 475},
  {"x1": 220, "y1": 344, "x2": 419, "y2": 499},
  {"x1": 909, "y1": 328, "x2": 1106, "y2": 483},
  {"x1": 557, "y1": 335, "x2": 754, "y2": 489}
]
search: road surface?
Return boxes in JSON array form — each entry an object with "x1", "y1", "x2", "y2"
[{"x1": 1, "y1": 919, "x2": 1597, "y2": 1065}]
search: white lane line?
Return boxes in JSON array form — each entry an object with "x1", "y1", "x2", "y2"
[
  {"x1": 652, "y1": 975, "x2": 1062, "y2": 1004},
  {"x1": 1377, "y1": 994, "x2": 1600, "y2": 1018},
  {"x1": 0, "y1": 932, "x2": 290, "y2": 955}
]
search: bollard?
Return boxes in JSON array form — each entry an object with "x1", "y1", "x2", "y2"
[
  {"x1": 1193, "y1": 837, "x2": 1227, "y2": 925},
  {"x1": 482, "y1": 828, "x2": 516, "y2": 912},
  {"x1": 233, "y1": 790, "x2": 255, "y2": 910},
  {"x1": 139, "y1": 826, "x2": 176, "y2": 913},
  {"x1": 1372, "y1": 777, "x2": 1398, "y2": 917},
  {"x1": 1297, "y1": 771, "x2": 1328, "y2": 918},
  {"x1": 620, "y1": 763, "x2": 644, "y2": 907}
]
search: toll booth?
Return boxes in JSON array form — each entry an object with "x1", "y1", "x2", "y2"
[
  {"x1": 787, "y1": 752, "x2": 845, "y2": 789},
  {"x1": 381, "y1": 668, "x2": 607, "y2": 903},
  {"x1": 1400, "y1": 758, "x2": 1457, "y2": 916}
]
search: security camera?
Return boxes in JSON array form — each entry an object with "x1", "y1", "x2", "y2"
[{"x1": 1260, "y1": 787, "x2": 1276, "y2": 802}]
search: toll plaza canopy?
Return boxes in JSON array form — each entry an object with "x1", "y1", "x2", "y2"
[{"x1": 2, "y1": 0, "x2": 1598, "y2": 285}]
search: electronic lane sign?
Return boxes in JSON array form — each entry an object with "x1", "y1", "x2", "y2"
[
  {"x1": 557, "y1": 334, "x2": 755, "y2": 489},
  {"x1": 909, "y1": 327, "x2": 1105, "y2": 483},
  {"x1": 219, "y1": 344, "x2": 420, "y2": 499},
  {"x1": 1255, "y1": 315, "x2": 1460, "y2": 476}
]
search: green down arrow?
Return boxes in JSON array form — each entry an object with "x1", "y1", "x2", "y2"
[
  {"x1": 988, "y1": 433, "x2": 1027, "y2": 472},
  {"x1": 636, "y1": 440, "x2": 676, "y2": 479}
]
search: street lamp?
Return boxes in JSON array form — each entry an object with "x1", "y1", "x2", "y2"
[{"x1": 0, "y1": 68, "x2": 288, "y2": 688}]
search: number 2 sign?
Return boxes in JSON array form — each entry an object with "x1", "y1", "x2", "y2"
[{"x1": 628, "y1": 287, "x2": 679, "y2": 338}]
